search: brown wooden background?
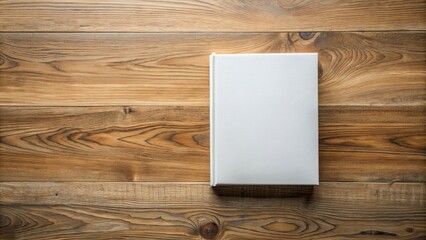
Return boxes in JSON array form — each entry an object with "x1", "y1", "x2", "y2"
[{"x1": 0, "y1": 1, "x2": 425, "y2": 239}]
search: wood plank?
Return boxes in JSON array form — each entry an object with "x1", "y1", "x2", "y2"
[
  {"x1": 320, "y1": 106, "x2": 426, "y2": 124},
  {"x1": 0, "y1": 182, "x2": 425, "y2": 239},
  {"x1": 0, "y1": 106, "x2": 210, "y2": 181},
  {"x1": 0, "y1": 106, "x2": 424, "y2": 182},
  {"x1": 320, "y1": 106, "x2": 426, "y2": 182},
  {"x1": 1, "y1": 182, "x2": 424, "y2": 207},
  {"x1": 0, "y1": 32, "x2": 424, "y2": 106},
  {"x1": 0, "y1": 0, "x2": 425, "y2": 32}
]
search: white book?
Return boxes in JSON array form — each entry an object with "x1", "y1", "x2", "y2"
[{"x1": 210, "y1": 53, "x2": 318, "y2": 186}]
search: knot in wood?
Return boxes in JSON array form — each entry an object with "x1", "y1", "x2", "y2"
[
  {"x1": 199, "y1": 222, "x2": 219, "y2": 239},
  {"x1": 123, "y1": 106, "x2": 133, "y2": 114},
  {"x1": 299, "y1": 32, "x2": 316, "y2": 40}
]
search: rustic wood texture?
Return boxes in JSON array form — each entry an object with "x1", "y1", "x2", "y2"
[
  {"x1": 0, "y1": 106, "x2": 209, "y2": 181},
  {"x1": 1, "y1": 0, "x2": 426, "y2": 238},
  {"x1": 2, "y1": 182, "x2": 424, "y2": 207},
  {"x1": 0, "y1": 106, "x2": 424, "y2": 182},
  {"x1": 0, "y1": 182, "x2": 425, "y2": 239},
  {"x1": 1, "y1": 32, "x2": 425, "y2": 106},
  {"x1": 0, "y1": 0, "x2": 425, "y2": 32}
]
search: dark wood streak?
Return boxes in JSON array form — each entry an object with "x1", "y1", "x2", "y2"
[{"x1": 358, "y1": 230, "x2": 398, "y2": 237}]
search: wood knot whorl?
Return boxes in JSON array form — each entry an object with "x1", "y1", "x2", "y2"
[
  {"x1": 299, "y1": 32, "x2": 316, "y2": 40},
  {"x1": 200, "y1": 222, "x2": 219, "y2": 239}
]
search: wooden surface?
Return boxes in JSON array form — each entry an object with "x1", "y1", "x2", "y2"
[
  {"x1": 1, "y1": 32, "x2": 425, "y2": 106},
  {"x1": 0, "y1": 182, "x2": 425, "y2": 239},
  {"x1": 0, "y1": 0, "x2": 425, "y2": 32},
  {"x1": 0, "y1": 0, "x2": 425, "y2": 239},
  {"x1": 0, "y1": 106, "x2": 424, "y2": 182}
]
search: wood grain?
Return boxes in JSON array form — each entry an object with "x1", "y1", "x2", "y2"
[
  {"x1": 1, "y1": 106, "x2": 424, "y2": 182},
  {"x1": 0, "y1": 106, "x2": 210, "y2": 181},
  {"x1": 2, "y1": 0, "x2": 425, "y2": 238},
  {"x1": 1, "y1": 32, "x2": 424, "y2": 106},
  {"x1": 320, "y1": 106, "x2": 426, "y2": 182},
  {"x1": 0, "y1": 182, "x2": 425, "y2": 239},
  {"x1": 0, "y1": 0, "x2": 425, "y2": 32},
  {"x1": 2, "y1": 182, "x2": 424, "y2": 207}
]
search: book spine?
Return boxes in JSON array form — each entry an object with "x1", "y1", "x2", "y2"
[{"x1": 209, "y1": 53, "x2": 215, "y2": 186}]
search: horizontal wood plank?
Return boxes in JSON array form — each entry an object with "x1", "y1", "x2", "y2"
[
  {"x1": 0, "y1": 106, "x2": 210, "y2": 181},
  {"x1": 0, "y1": 0, "x2": 425, "y2": 32},
  {"x1": 0, "y1": 182, "x2": 425, "y2": 239},
  {"x1": 1, "y1": 182, "x2": 424, "y2": 207},
  {"x1": 1, "y1": 32, "x2": 424, "y2": 106},
  {"x1": 0, "y1": 106, "x2": 424, "y2": 182}
]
